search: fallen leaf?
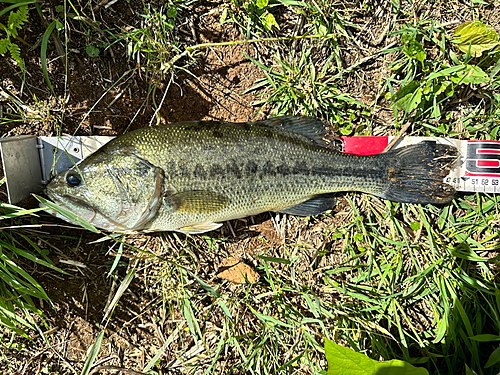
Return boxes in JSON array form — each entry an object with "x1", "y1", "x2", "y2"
[{"x1": 217, "y1": 257, "x2": 259, "y2": 284}]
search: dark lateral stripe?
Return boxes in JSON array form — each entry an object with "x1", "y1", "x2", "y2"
[
  {"x1": 169, "y1": 159, "x2": 383, "y2": 181},
  {"x1": 207, "y1": 161, "x2": 348, "y2": 179}
]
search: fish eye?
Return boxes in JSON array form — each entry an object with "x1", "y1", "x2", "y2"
[{"x1": 66, "y1": 173, "x2": 82, "y2": 187}]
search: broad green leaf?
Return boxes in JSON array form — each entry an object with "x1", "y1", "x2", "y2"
[
  {"x1": 256, "y1": 0, "x2": 268, "y2": 9},
  {"x1": 402, "y1": 34, "x2": 426, "y2": 64},
  {"x1": 261, "y1": 12, "x2": 279, "y2": 31},
  {"x1": 453, "y1": 21, "x2": 500, "y2": 57},
  {"x1": 166, "y1": 7, "x2": 177, "y2": 18},
  {"x1": 85, "y1": 45, "x2": 100, "y2": 58},
  {"x1": 392, "y1": 80, "x2": 422, "y2": 112},
  {"x1": 485, "y1": 346, "x2": 500, "y2": 368},
  {"x1": 325, "y1": 338, "x2": 429, "y2": 375},
  {"x1": 410, "y1": 222, "x2": 421, "y2": 231},
  {"x1": 434, "y1": 80, "x2": 453, "y2": 96},
  {"x1": 317, "y1": 23, "x2": 328, "y2": 36},
  {"x1": 450, "y1": 65, "x2": 489, "y2": 84}
]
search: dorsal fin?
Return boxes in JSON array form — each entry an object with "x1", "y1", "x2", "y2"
[{"x1": 251, "y1": 116, "x2": 329, "y2": 146}]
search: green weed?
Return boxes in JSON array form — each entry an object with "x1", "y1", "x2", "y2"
[
  {"x1": 322, "y1": 194, "x2": 500, "y2": 374},
  {"x1": 0, "y1": 0, "x2": 31, "y2": 69},
  {"x1": 220, "y1": 0, "x2": 282, "y2": 37},
  {"x1": 119, "y1": 2, "x2": 198, "y2": 115},
  {"x1": 386, "y1": 20, "x2": 500, "y2": 134},
  {"x1": 0, "y1": 187, "x2": 65, "y2": 338},
  {"x1": 247, "y1": 45, "x2": 368, "y2": 133}
]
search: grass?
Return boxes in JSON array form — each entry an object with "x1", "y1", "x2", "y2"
[
  {"x1": 0, "y1": 0, "x2": 500, "y2": 374},
  {"x1": 0, "y1": 182, "x2": 65, "y2": 339}
]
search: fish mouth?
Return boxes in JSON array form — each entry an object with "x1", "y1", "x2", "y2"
[
  {"x1": 44, "y1": 188, "x2": 131, "y2": 232},
  {"x1": 44, "y1": 188, "x2": 97, "y2": 223}
]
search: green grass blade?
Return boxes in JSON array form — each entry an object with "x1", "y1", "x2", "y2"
[
  {"x1": 40, "y1": 21, "x2": 56, "y2": 95},
  {"x1": 34, "y1": 194, "x2": 99, "y2": 233},
  {"x1": 80, "y1": 330, "x2": 105, "y2": 375}
]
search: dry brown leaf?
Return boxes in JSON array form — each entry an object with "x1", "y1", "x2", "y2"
[{"x1": 216, "y1": 257, "x2": 260, "y2": 284}]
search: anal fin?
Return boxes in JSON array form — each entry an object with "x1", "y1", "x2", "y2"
[
  {"x1": 177, "y1": 222, "x2": 223, "y2": 234},
  {"x1": 279, "y1": 195, "x2": 336, "y2": 216}
]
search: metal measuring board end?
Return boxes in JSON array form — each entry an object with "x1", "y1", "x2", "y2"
[
  {"x1": 1, "y1": 135, "x2": 115, "y2": 204},
  {"x1": 38, "y1": 136, "x2": 85, "y2": 185},
  {"x1": 0, "y1": 135, "x2": 41, "y2": 204},
  {"x1": 38, "y1": 135, "x2": 114, "y2": 186}
]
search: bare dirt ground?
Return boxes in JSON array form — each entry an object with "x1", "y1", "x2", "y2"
[{"x1": 1, "y1": 1, "x2": 500, "y2": 374}]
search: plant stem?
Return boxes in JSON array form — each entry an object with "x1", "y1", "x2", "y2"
[{"x1": 161, "y1": 33, "x2": 338, "y2": 72}]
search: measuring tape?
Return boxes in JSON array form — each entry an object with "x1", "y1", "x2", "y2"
[{"x1": 342, "y1": 137, "x2": 500, "y2": 194}]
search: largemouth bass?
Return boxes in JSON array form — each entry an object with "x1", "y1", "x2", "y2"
[{"x1": 45, "y1": 116, "x2": 458, "y2": 234}]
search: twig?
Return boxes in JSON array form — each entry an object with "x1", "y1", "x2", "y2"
[
  {"x1": 226, "y1": 220, "x2": 236, "y2": 238},
  {"x1": 160, "y1": 33, "x2": 341, "y2": 73},
  {"x1": 383, "y1": 122, "x2": 412, "y2": 152},
  {"x1": 104, "y1": 0, "x2": 120, "y2": 9},
  {"x1": 107, "y1": 87, "x2": 127, "y2": 108},
  {"x1": 93, "y1": 0, "x2": 117, "y2": 11},
  {"x1": 440, "y1": 20, "x2": 461, "y2": 28},
  {"x1": 340, "y1": 41, "x2": 398, "y2": 76}
]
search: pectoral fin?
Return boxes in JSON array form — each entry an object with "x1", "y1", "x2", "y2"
[
  {"x1": 177, "y1": 222, "x2": 223, "y2": 234},
  {"x1": 163, "y1": 190, "x2": 230, "y2": 214}
]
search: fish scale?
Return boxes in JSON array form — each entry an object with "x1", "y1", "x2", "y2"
[{"x1": 45, "y1": 116, "x2": 459, "y2": 234}]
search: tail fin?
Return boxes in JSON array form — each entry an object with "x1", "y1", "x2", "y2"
[{"x1": 379, "y1": 141, "x2": 458, "y2": 204}]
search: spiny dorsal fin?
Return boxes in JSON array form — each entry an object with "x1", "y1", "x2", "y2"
[
  {"x1": 163, "y1": 190, "x2": 230, "y2": 214},
  {"x1": 252, "y1": 116, "x2": 329, "y2": 146}
]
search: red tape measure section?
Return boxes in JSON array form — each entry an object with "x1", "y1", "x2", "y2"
[{"x1": 341, "y1": 136, "x2": 389, "y2": 155}]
